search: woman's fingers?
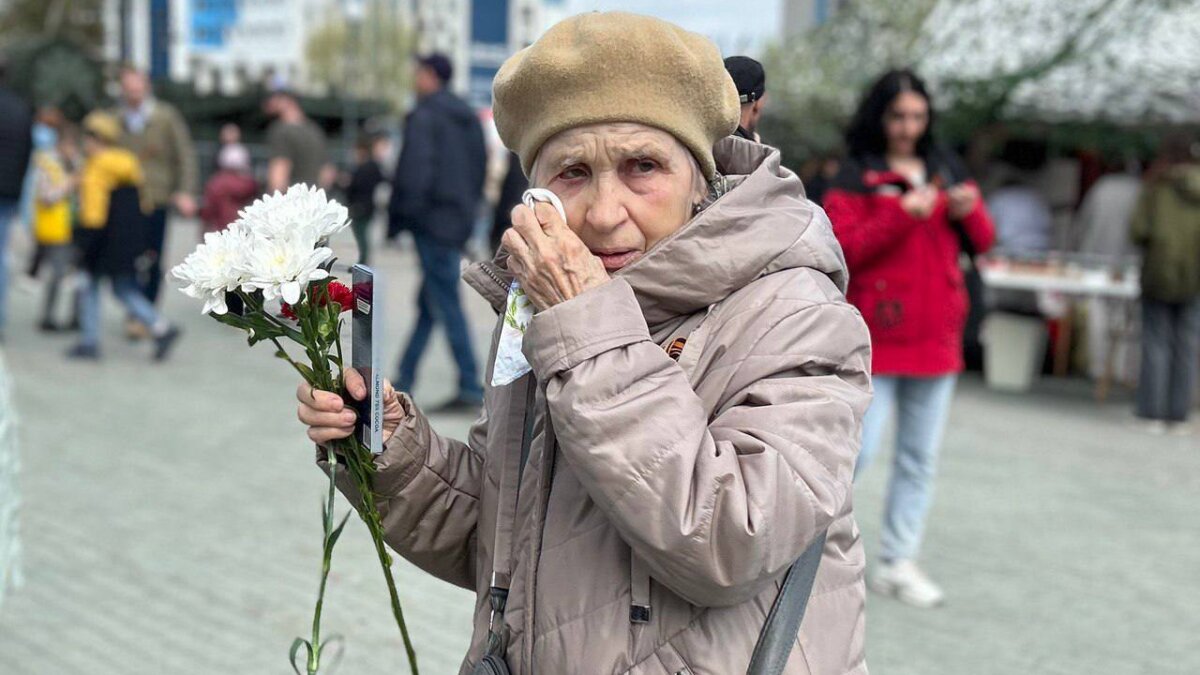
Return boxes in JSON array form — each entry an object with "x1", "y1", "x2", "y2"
[
  {"x1": 307, "y1": 425, "x2": 354, "y2": 444},
  {"x1": 295, "y1": 380, "x2": 345, "y2": 411},
  {"x1": 502, "y1": 228, "x2": 532, "y2": 280},
  {"x1": 531, "y1": 201, "x2": 565, "y2": 233},
  {"x1": 343, "y1": 367, "x2": 367, "y2": 400},
  {"x1": 297, "y1": 378, "x2": 355, "y2": 445},
  {"x1": 298, "y1": 401, "x2": 356, "y2": 427},
  {"x1": 511, "y1": 204, "x2": 555, "y2": 256}
]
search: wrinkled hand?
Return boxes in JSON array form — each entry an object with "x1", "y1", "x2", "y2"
[
  {"x1": 296, "y1": 368, "x2": 406, "y2": 446},
  {"x1": 502, "y1": 202, "x2": 609, "y2": 310},
  {"x1": 899, "y1": 186, "x2": 938, "y2": 220},
  {"x1": 947, "y1": 183, "x2": 980, "y2": 221},
  {"x1": 172, "y1": 192, "x2": 197, "y2": 218}
]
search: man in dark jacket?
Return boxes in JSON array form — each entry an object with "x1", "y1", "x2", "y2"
[
  {"x1": 0, "y1": 58, "x2": 33, "y2": 339},
  {"x1": 723, "y1": 56, "x2": 767, "y2": 142},
  {"x1": 392, "y1": 53, "x2": 487, "y2": 410}
]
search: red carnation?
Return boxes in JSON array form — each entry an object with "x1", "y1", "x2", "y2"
[
  {"x1": 280, "y1": 281, "x2": 354, "y2": 320},
  {"x1": 327, "y1": 281, "x2": 353, "y2": 313}
]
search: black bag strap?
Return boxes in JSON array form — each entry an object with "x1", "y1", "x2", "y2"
[
  {"x1": 485, "y1": 374, "x2": 538, "y2": 654},
  {"x1": 746, "y1": 531, "x2": 827, "y2": 675}
]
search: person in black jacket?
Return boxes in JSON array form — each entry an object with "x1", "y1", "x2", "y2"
[
  {"x1": 724, "y1": 56, "x2": 767, "y2": 142},
  {"x1": 0, "y1": 58, "x2": 33, "y2": 339},
  {"x1": 343, "y1": 135, "x2": 386, "y2": 265},
  {"x1": 391, "y1": 53, "x2": 487, "y2": 411}
]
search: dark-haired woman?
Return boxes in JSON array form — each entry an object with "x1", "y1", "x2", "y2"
[{"x1": 823, "y1": 69, "x2": 994, "y2": 608}]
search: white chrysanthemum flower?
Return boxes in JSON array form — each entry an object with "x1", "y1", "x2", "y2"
[
  {"x1": 171, "y1": 226, "x2": 255, "y2": 315},
  {"x1": 241, "y1": 235, "x2": 334, "y2": 304},
  {"x1": 235, "y1": 184, "x2": 349, "y2": 243},
  {"x1": 175, "y1": 185, "x2": 348, "y2": 312}
]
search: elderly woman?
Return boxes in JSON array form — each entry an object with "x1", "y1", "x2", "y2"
[{"x1": 297, "y1": 13, "x2": 871, "y2": 675}]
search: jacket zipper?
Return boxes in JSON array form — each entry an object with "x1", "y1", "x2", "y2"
[{"x1": 480, "y1": 261, "x2": 509, "y2": 293}]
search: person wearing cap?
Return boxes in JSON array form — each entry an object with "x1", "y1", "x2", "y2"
[
  {"x1": 297, "y1": 13, "x2": 869, "y2": 674},
  {"x1": 69, "y1": 111, "x2": 180, "y2": 361},
  {"x1": 390, "y1": 52, "x2": 489, "y2": 412},
  {"x1": 725, "y1": 55, "x2": 768, "y2": 142},
  {"x1": 263, "y1": 87, "x2": 332, "y2": 192}
]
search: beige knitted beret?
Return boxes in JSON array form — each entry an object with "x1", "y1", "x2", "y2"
[{"x1": 492, "y1": 12, "x2": 741, "y2": 180}]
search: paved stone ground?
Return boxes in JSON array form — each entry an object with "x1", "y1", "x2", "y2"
[{"x1": 0, "y1": 219, "x2": 1196, "y2": 674}]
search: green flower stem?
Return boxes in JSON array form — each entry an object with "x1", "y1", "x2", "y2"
[
  {"x1": 225, "y1": 283, "x2": 419, "y2": 675},
  {"x1": 296, "y1": 284, "x2": 420, "y2": 675},
  {"x1": 308, "y1": 450, "x2": 343, "y2": 675},
  {"x1": 333, "y1": 438, "x2": 420, "y2": 675}
]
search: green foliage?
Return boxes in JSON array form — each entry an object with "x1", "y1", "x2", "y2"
[
  {"x1": 761, "y1": 0, "x2": 938, "y2": 164},
  {"x1": 1, "y1": 37, "x2": 104, "y2": 119},
  {"x1": 0, "y1": 0, "x2": 104, "y2": 47},
  {"x1": 304, "y1": 4, "x2": 415, "y2": 113}
]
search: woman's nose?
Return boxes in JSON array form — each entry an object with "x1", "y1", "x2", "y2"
[{"x1": 583, "y1": 175, "x2": 628, "y2": 232}]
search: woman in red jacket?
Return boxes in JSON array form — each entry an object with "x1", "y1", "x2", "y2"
[{"x1": 823, "y1": 70, "x2": 994, "y2": 608}]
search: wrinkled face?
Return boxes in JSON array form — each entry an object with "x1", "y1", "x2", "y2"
[
  {"x1": 532, "y1": 123, "x2": 705, "y2": 272},
  {"x1": 883, "y1": 90, "x2": 929, "y2": 158},
  {"x1": 120, "y1": 70, "x2": 148, "y2": 107}
]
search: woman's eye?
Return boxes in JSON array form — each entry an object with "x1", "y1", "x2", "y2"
[
  {"x1": 632, "y1": 159, "x2": 658, "y2": 174},
  {"x1": 559, "y1": 166, "x2": 587, "y2": 180}
]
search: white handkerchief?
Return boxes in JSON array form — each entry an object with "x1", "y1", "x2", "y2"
[{"x1": 490, "y1": 189, "x2": 568, "y2": 387}]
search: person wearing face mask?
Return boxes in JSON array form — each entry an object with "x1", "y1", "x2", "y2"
[
  {"x1": 724, "y1": 55, "x2": 767, "y2": 143},
  {"x1": 294, "y1": 12, "x2": 871, "y2": 675},
  {"x1": 823, "y1": 70, "x2": 995, "y2": 609}
]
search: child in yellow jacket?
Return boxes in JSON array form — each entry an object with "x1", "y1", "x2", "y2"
[
  {"x1": 68, "y1": 112, "x2": 180, "y2": 361},
  {"x1": 29, "y1": 124, "x2": 74, "y2": 331}
]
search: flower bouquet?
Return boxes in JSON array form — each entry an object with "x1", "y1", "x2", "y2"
[{"x1": 171, "y1": 185, "x2": 418, "y2": 675}]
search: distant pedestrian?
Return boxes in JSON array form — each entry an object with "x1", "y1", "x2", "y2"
[
  {"x1": 200, "y1": 144, "x2": 259, "y2": 234},
  {"x1": 390, "y1": 53, "x2": 488, "y2": 411},
  {"x1": 263, "y1": 87, "x2": 332, "y2": 192},
  {"x1": 724, "y1": 56, "x2": 767, "y2": 142},
  {"x1": 1077, "y1": 169, "x2": 1142, "y2": 382},
  {"x1": 212, "y1": 122, "x2": 243, "y2": 171},
  {"x1": 114, "y1": 65, "x2": 198, "y2": 322},
  {"x1": 824, "y1": 69, "x2": 995, "y2": 608},
  {"x1": 69, "y1": 112, "x2": 180, "y2": 361},
  {"x1": 1130, "y1": 132, "x2": 1200, "y2": 436},
  {"x1": 28, "y1": 116, "x2": 75, "y2": 331},
  {"x1": 343, "y1": 136, "x2": 385, "y2": 265},
  {"x1": 0, "y1": 57, "x2": 34, "y2": 341},
  {"x1": 988, "y1": 141, "x2": 1053, "y2": 256}
]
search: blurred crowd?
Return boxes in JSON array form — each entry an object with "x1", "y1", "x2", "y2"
[{"x1": 0, "y1": 12, "x2": 1195, "y2": 666}]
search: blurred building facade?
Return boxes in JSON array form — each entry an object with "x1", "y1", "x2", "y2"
[{"x1": 102, "y1": 0, "x2": 545, "y2": 102}]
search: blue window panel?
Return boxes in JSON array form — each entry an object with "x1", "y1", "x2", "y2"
[
  {"x1": 471, "y1": 0, "x2": 509, "y2": 45},
  {"x1": 150, "y1": 0, "x2": 170, "y2": 80}
]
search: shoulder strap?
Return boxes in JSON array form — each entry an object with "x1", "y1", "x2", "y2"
[
  {"x1": 486, "y1": 374, "x2": 538, "y2": 654},
  {"x1": 747, "y1": 531, "x2": 827, "y2": 675}
]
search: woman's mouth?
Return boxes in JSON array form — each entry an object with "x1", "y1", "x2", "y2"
[{"x1": 593, "y1": 249, "x2": 641, "y2": 271}]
